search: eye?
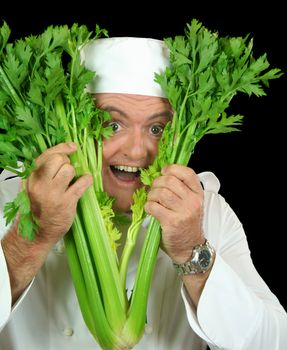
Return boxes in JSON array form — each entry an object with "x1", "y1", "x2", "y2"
[
  {"x1": 150, "y1": 124, "x2": 164, "y2": 136},
  {"x1": 108, "y1": 121, "x2": 121, "y2": 133}
]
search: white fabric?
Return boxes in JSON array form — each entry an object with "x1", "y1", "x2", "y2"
[
  {"x1": 81, "y1": 37, "x2": 170, "y2": 97},
  {"x1": 0, "y1": 170, "x2": 287, "y2": 350}
]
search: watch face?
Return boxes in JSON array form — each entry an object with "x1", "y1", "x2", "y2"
[{"x1": 198, "y1": 249, "x2": 211, "y2": 268}]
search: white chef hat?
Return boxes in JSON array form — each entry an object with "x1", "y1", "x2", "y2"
[{"x1": 81, "y1": 37, "x2": 170, "y2": 98}]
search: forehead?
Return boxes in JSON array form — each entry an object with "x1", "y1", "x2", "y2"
[{"x1": 94, "y1": 93, "x2": 173, "y2": 120}]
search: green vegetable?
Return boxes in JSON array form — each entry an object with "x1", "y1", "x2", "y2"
[
  {"x1": 0, "y1": 19, "x2": 283, "y2": 349},
  {"x1": 116, "y1": 18, "x2": 284, "y2": 342},
  {"x1": 0, "y1": 21, "x2": 128, "y2": 349}
]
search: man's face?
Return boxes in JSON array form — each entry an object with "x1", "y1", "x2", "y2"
[{"x1": 95, "y1": 93, "x2": 173, "y2": 212}]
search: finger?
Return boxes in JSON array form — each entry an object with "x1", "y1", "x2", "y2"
[
  {"x1": 53, "y1": 162, "x2": 76, "y2": 191},
  {"x1": 66, "y1": 174, "x2": 93, "y2": 202},
  {"x1": 147, "y1": 187, "x2": 181, "y2": 210},
  {"x1": 144, "y1": 199, "x2": 173, "y2": 223},
  {"x1": 35, "y1": 142, "x2": 77, "y2": 167},
  {"x1": 152, "y1": 174, "x2": 189, "y2": 201},
  {"x1": 33, "y1": 153, "x2": 72, "y2": 182},
  {"x1": 161, "y1": 164, "x2": 203, "y2": 194}
]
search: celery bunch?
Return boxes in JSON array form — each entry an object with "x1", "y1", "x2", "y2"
[
  {"x1": 120, "y1": 19, "x2": 283, "y2": 343},
  {"x1": 0, "y1": 19, "x2": 283, "y2": 350},
  {"x1": 0, "y1": 22, "x2": 132, "y2": 349}
]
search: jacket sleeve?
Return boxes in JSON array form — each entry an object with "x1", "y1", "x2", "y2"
[
  {"x1": 0, "y1": 242, "x2": 12, "y2": 331},
  {"x1": 0, "y1": 243, "x2": 35, "y2": 333},
  {"x1": 0, "y1": 171, "x2": 34, "y2": 332},
  {"x1": 181, "y1": 171, "x2": 287, "y2": 350}
]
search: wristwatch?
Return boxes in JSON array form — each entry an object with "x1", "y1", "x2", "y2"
[{"x1": 172, "y1": 239, "x2": 215, "y2": 275}]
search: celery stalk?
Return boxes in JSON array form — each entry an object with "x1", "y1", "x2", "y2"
[
  {"x1": 122, "y1": 218, "x2": 161, "y2": 345},
  {"x1": 65, "y1": 214, "x2": 121, "y2": 349}
]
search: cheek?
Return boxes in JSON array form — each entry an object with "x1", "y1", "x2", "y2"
[
  {"x1": 151, "y1": 140, "x2": 159, "y2": 155},
  {"x1": 101, "y1": 136, "x2": 127, "y2": 171},
  {"x1": 140, "y1": 135, "x2": 160, "y2": 158},
  {"x1": 147, "y1": 140, "x2": 160, "y2": 162},
  {"x1": 102, "y1": 137, "x2": 119, "y2": 162}
]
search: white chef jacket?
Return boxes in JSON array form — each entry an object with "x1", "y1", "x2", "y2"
[{"x1": 0, "y1": 169, "x2": 287, "y2": 350}]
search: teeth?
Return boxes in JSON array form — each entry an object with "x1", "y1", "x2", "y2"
[{"x1": 114, "y1": 165, "x2": 141, "y2": 173}]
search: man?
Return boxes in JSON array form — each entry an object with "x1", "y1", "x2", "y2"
[{"x1": 1, "y1": 37, "x2": 287, "y2": 349}]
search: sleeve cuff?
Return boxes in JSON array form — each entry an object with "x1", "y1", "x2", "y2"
[
  {"x1": 181, "y1": 253, "x2": 264, "y2": 348},
  {"x1": 11, "y1": 278, "x2": 34, "y2": 313}
]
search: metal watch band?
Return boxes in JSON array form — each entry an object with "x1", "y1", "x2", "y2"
[{"x1": 172, "y1": 239, "x2": 215, "y2": 275}]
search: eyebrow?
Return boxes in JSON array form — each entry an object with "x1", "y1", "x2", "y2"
[{"x1": 101, "y1": 106, "x2": 173, "y2": 121}]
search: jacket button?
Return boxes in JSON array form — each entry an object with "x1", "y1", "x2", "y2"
[
  {"x1": 144, "y1": 323, "x2": 153, "y2": 334},
  {"x1": 62, "y1": 327, "x2": 74, "y2": 336},
  {"x1": 53, "y1": 240, "x2": 65, "y2": 255}
]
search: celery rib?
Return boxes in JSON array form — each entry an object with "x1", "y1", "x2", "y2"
[
  {"x1": 79, "y1": 187, "x2": 127, "y2": 330},
  {"x1": 67, "y1": 213, "x2": 120, "y2": 349},
  {"x1": 122, "y1": 218, "x2": 161, "y2": 345}
]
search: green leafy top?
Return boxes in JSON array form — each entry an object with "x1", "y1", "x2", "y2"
[
  {"x1": 0, "y1": 22, "x2": 108, "y2": 178},
  {"x1": 0, "y1": 21, "x2": 111, "y2": 240},
  {"x1": 141, "y1": 19, "x2": 283, "y2": 185}
]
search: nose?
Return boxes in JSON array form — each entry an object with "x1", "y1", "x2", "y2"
[{"x1": 123, "y1": 129, "x2": 149, "y2": 161}]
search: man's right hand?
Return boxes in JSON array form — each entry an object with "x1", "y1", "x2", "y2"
[
  {"x1": 1, "y1": 142, "x2": 93, "y2": 304},
  {"x1": 27, "y1": 142, "x2": 93, "y2": 244}
]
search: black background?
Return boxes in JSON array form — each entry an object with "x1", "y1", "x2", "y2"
[{"x1": 1, "y1": 2, "x2": 286, "y2": 309}]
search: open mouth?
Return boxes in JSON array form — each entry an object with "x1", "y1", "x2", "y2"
[{"x1": 110, "y1": 165, "x2": 142, "y2": 182}]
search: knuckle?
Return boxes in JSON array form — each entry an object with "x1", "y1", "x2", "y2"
[
  {"x1": 163, "y1": 188, "x2": 176, "y2": 203},
  {"x1": 163, "y1": 164, "x2": 173, "y2": 173},
  {"x1": 193, "y1": 196, "x2": 204, "y2": 212},
  {"x1": 49, "y1": 152, "x2": 69, "y2": 165},
  {"x1": 61, "y1": 163, "x2": 76, "y2": 178},
  {"x1": 144, "y1": 200, "x2": 156, "y2": 214},
  {"x1": 72, "y1": 187, "x2": 85, "y2": 199},
  {"x1": 165, "y1": 176, "x2": 176, "y2": 188},
  {"x1": 72, "y1": 176, "x2": 92, "y2": 198},
  {"x1": 144, "y1": 202, "x2": 151, "y2": 213},
  {"x1": 27, "y1": 179, "x2": 42, "y2": 199},
  {"x1": 185, "y1": 166, "x2": 196, "y2": 176},
  {"x1": 152, "y1": 177, "x2": 161, "y2": 187},
  {"x1": 147, "y1": 189, "x2": 155, "y2": 201}
]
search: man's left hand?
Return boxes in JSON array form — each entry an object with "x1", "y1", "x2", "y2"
[{"x1": 144, "y1": 164, "x2": 205, "y2": 263}]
